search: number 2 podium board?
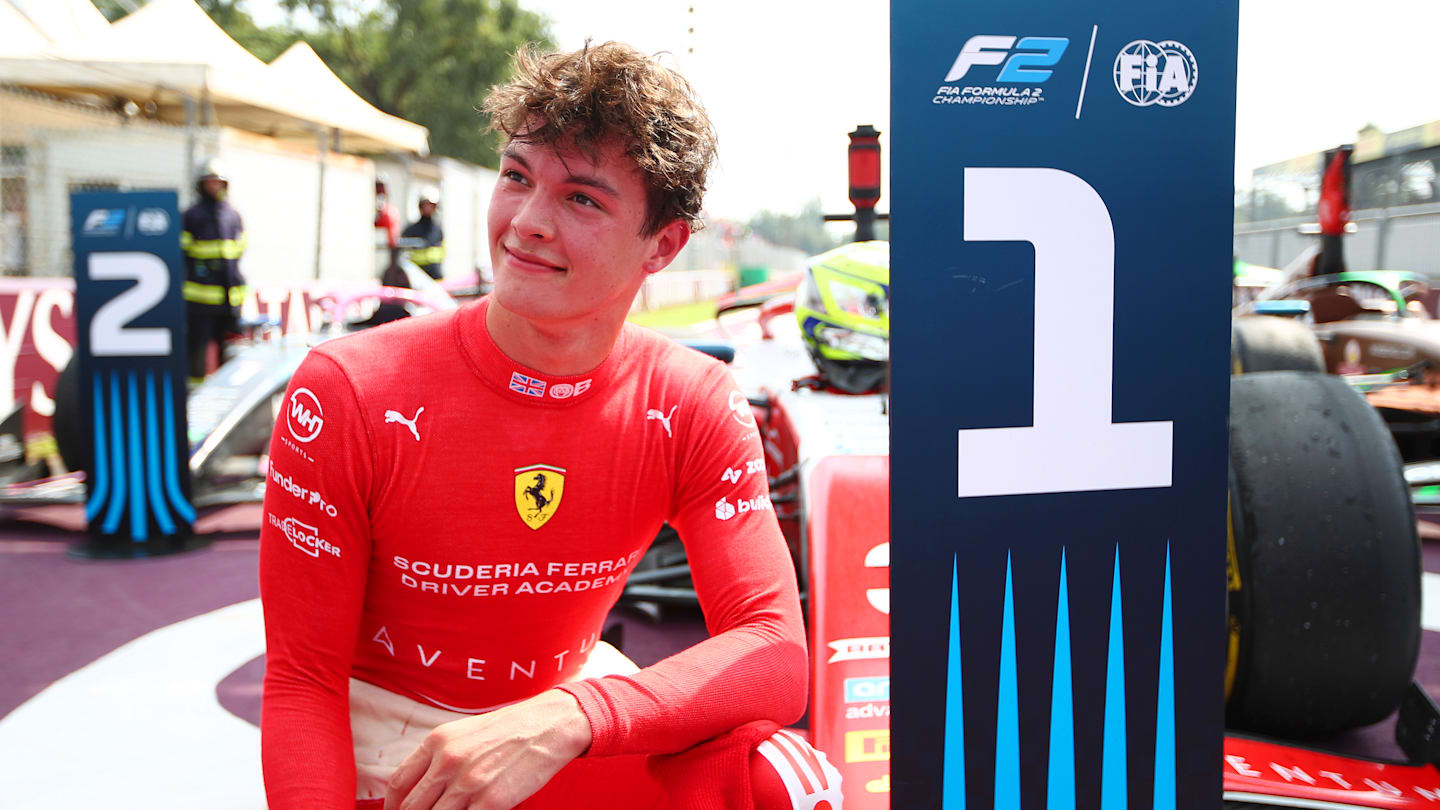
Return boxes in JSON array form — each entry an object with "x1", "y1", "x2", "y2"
[
  {"x1": 71, "y1": 191, "x2": 198, "y2": 556},
  {"x1": 890, "y1": 4, "x2": 1236, "y2": 807}
]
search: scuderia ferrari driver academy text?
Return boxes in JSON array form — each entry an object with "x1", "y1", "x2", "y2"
[{"x1": 258, "y1": 296, "x2": 805, "y2": 807}]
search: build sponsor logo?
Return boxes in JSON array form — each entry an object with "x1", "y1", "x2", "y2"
[{"x1": 714, "y1": 494, "x2": 772, "y2": 521}]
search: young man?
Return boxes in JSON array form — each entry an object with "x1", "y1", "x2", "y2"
[{"x1": 259, "y1": 42, "x2": 843, "y2": 810}]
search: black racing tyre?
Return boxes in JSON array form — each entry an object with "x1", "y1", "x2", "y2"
[
  {"x1": 1226, "y1": 371, "x2": 1420, "y2": 737},
  {"x1": 52, "y1": 356, "x2": 88, "y2": 475},
  {"x1": 1230, "y1": 316, "x2": 1325, "y2": 374}
]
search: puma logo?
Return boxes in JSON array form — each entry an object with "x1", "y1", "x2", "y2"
[
  {"x1": 384, "y1": 407, "x2": 424, "y2": 441},
  {"x1": 646, "y1": 405, "x2": 678, "y2": 438}
]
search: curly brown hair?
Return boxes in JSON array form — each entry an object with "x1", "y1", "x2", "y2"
[{"x1": 483, "y1": 41, "x2": 716, "y2": 235}]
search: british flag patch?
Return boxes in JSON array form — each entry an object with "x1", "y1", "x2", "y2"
[{"x1": 508, "y1": 372, "x2": 547, "y2": 397}]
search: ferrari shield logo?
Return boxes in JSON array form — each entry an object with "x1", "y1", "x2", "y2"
[{"x1": 514, "y1": 464, "x2": 565, "y2": 530}]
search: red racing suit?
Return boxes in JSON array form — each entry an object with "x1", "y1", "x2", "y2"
[{"x1": 259, "y1": 296, "x2": 808, "y2": 808}]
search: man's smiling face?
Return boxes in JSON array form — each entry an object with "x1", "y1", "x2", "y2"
[{"x1": 488, "y1": 137, "x2": 681, "y2": 327}]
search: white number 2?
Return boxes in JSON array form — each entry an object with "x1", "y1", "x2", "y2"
[
  {"x1": 956, "y1": 168, "x2": 1172, "y2": 498},
  {"x1": 88, "y1": 252, "x2": 171, "y2": 357}
]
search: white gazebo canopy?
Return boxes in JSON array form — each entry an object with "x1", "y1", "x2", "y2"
[
  {"x1": 267, "y1": 41, "x2": 429, "y2": 155},
  {"x1": 0, "y1": 0, "x2": 427, "y2": 155},
  {"x1": 4, "y1": 0, "x2": 107, "y2": 46},
  {"x1": 0, "y1": 2, "x2": 53, "y2": 57}
]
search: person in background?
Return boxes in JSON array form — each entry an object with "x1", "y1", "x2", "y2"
[
  {"x1": 402, "y1": 186, "x2": 445, "y2": 280},
  {"x1": 181, "y1": 159, "x2": 246, "y2": 384},
  {"x1": 374, "y1": 176, "x2": 400, "y2": 266}
]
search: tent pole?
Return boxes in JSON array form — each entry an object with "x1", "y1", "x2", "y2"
[
  {"x1": 314, "y1": 126, "x2": 327, "y2": 280},
  {"x1": 183, "y1": 95, "x2": 196, "y2": 209}
]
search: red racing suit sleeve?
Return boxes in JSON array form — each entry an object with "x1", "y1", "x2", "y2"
[
  {"x1": 260, "y1": 351, "x2": 376, "y2": 808},
  {"x1": 556, "y1": 366, "x2": 808, "y2": 756}
]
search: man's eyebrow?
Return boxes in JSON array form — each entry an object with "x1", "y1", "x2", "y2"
[
  {"x1": 501, "y1": 146, "x2": 619, "y2": 197},
  {"x1": 500, "y1": 148, "x2": 529, "y2": 170},
  {"x1": 563, "y1": 171, "x2": 618, "y2": 198}
]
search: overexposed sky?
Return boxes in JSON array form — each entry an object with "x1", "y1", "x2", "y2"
[{"x1": 253, "y1": 0, "x2": 1440, "y2": 221}]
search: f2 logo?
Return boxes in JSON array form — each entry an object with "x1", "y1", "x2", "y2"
[
  {"x1": 945, "y1": 35, "x2": 1069, "y2": 83},
  {"x1": 957, "y1": 168, "x2": 1173, "y2": 497}
]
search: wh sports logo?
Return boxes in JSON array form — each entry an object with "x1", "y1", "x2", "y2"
[{"x1": 287, "y1": 387, "x2": 324, "y2": 443}]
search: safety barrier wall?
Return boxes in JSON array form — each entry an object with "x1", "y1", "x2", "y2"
[
  {"x1": 635, "y1": 269, "x2": 735, "y2": 311},
  {"x1": 0, "y1": 271, "x2": 747, "y2": 441},
  {"x1": 1233, "y1": 202, "x2": 1440, "y2": 277}
]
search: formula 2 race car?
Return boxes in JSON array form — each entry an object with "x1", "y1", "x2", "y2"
[{"x1": 626, "y1": 239, "x2": 1433, "y2": 808}]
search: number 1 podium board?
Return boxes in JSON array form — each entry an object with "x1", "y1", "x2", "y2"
[
  {"x1": 890, "y1": 4, "x2": 1236, "y2": 808},
  {"x1": 71, "y1": 191, "x2": 199, "y2": 556}
]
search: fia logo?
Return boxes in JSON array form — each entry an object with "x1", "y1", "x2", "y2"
[
  {"x1": 1113, "y1": 39, "x2": 1197, "y2": 107},
  {"x1": 945, "y1": 35, "x2": 1069, "y2": 83},
  {"x1": 136, "y1": 208, "x2": 170, "y2": 235},
  {"x1": 287, "y1": 387, "x2": 324, "y2": 443}
]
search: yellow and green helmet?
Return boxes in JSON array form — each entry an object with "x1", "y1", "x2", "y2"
[{"x1": 795, "y1": 240, "x2": 889, "y2": 393}]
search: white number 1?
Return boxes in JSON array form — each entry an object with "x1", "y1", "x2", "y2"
[{"x1": 957, "y1": 168, "x2": 1172, "y2": 498}]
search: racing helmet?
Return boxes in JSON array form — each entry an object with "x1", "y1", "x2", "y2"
[
  {"x1": 794, "y1": 240, "x2": 890, "y2": 394},
  {"x1": 195, "y1": 158, "x2": 229, "y2": 198}
]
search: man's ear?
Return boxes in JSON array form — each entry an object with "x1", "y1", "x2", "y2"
[{"x1": 641, "y1": 219, "x2": 691, "y2": 275}]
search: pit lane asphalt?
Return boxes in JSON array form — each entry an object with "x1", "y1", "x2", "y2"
[{"x1": 0, "y1": 505, "x2": 1435, "y2": 802}]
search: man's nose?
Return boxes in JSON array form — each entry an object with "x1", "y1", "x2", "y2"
[{"x1": 511, "y1": 192, "x2": 556, "y2": 241}]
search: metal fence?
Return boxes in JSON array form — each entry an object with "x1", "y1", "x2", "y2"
[
  {"x1": 0, "y1": 84, "x2": 212, "y2": 278},
  {"x1": 1233, "y1": 201, "x2": 1440, "y2": 277}
]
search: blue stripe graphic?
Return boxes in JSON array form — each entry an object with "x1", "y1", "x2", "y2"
[
  {"x1": 143, "y1": 371, "x2": 175, "y2": 535},
  {"x1": 943, "y1": 556, "x2": 966, "y2": 810},
  {"x1": 995, "y1": 553, "x2": 1020, "y2": 809},
  {"x1": 1101, "y1": 547, "x2": 1127, "y2": 810},
  {"x1": 126, "y1": 371, "x2": 145, "y2": 541},
  {"x1": 102, "y1": 372, "x2": 126, "y2": 534},
  {"x1": 161, "y1": 373, "x2": 195, "y2": 523},
  {"x1": 84, "y1": 372, "x2": 108, "y2": 521},
  {"x1": 1048, "y1": 550, "x2": 1075, "y2": 810},
  {"x1": 1153, "y1": 543, "x2": 1177, "y2": 810}
]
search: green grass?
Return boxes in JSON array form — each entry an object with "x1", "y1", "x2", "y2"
[{"x1": 627, "y1": 299, "x2": 718, "y2": 329}]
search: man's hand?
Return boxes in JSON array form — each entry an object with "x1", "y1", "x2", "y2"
[{"x1": 383, "y1": 689, "x2": 592, "y2": 810}]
